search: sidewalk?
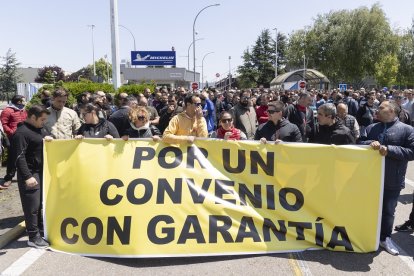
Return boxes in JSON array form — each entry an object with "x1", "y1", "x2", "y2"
[{"x1": 0, "y1": 166, "x2": 24, "y2": 245}]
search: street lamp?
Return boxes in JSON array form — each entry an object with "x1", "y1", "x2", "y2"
[
  {"x1": 104, "y1": 54, "x2": 110, "y2": 83},
  {"x1": 87, "y1": 24, "x2": 96, "y2": 76},
  {"x1": 273, "y1": 27, "x2": 278, "y2": 78},
  {"x1": 228, "y1": 56, "x2": 232, "y2": 90},
  {"x1": 187, "y1": 38, "x2": 204, "y2": 71},
  {"x1": 192, "y1": 4, "x2": 220, "y2": 82},
  {"x1": 119, "y1": 24, "x2": 136, "y2": 51},
  {"x1": 201, "y1": 52, "x2": 214, "y2": 90}
]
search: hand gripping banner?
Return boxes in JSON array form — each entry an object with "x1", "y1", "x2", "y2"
[{"x1": 43, "y1": 139, "x2": 383, "y2": 257}]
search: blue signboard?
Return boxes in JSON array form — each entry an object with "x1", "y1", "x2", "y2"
[
  {"x1": 339, "y1": 83, "x2": 347, "y2": 92},
  {"x1": 131, "y1": 51, "x2": 176, "y2": 66}
]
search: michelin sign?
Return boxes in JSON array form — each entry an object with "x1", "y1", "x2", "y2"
[{"x1": 131, "y1": 51, "x2": 176, "y2": 66}]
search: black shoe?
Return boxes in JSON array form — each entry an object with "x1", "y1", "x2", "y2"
[
  {"x1": 395, "y1": 220, "x2": 414, "y2": 232},
  {"x1": 27, "y1": 235, "x2": 49, "y2": 249}
]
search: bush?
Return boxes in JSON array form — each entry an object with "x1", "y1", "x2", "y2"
[
  {"x1": 117, "y1": 83, "x2": 156, "y2": 96},
  {"x1": 28, "y1": 81, "x2": 156, "y2": 107}
]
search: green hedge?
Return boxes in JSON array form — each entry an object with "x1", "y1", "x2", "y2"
[
  {"x1": 29, "y1": 81, "x2": 156, "y2": 107},
  {"x1": 117, "y1": 83, "x2": 156, "y2": 96}
]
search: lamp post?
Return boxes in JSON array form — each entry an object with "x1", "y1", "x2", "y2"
[
  {"x1": 87, "y1": 24, "x2": 96, "y2": 76},
  {"x1": 201, "y1": 52, "x2": 214, "y2": 90},
  {"x1": 119, "y1": 24, "x2": 136, "y2": 51},
  {"x1": 104, "y1": 54, "x2": 110, "y2": 83},
  {"x1": 303, "y1": 54, "x2": 306, "y2": 81},
  {"x1": 228, "y1": 56, "x2": 231, "y2": 90},
  {"x1": 192, "y1": 4, "x2": 220, "y2": 82},
  {"x1": 187, "y1": 38, "x2": 204, "y2": 71},
  {"x1": 273, "y1": 27, "x2": 278, "y2": 78}
]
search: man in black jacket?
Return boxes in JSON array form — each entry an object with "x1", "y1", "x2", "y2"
[
  {"x1": 108, "y1": 95, "x2": 137, "y2": 135},
  {"x1": 313, "y1": 103, "x2": 355, "y2": 145},
  {"x1": 359, "y1": 100, "x2": 414, "y2": 255},
  {"x1": 11, "y1": 105, "x2": 50, "y2": 248},
  {"x1": 283, "y1": 92, "x2": 315, "y2": 142},
  {"x1": 255, "y1": 101, "x2": 302, "y2": 143}
]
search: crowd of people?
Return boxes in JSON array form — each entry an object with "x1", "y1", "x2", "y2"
[{"x1": 0, "y1": 85, "x2": 413, "y2": 255}]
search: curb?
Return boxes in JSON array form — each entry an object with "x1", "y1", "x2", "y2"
[{"x1": 0, "y1": 221, "x2": 25, "y2": 249}]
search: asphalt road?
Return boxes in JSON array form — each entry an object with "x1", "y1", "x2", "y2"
[{"x1": 1, "y1": 161, "x2": 414, "y2": 275}]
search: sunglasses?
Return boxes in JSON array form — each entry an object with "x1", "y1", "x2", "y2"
[
  {"x1": 242, "y1": 96, "x2": 251, "y2": 100},
  {"x1": 221, "y1": 118, "x2": 232, "y2": 123},
  {"x1": 193, "y1": 102, "x2": 202, "y2": 107},
  {"x1": 267, "y1": 110, "x2": 278, "y2": 114},
  {"x1": 137, "y1": 116, "x2": 146, "y2": 121}
]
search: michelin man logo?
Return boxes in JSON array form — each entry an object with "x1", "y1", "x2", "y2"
[{"x1": 134, "y1": 54, "x2": 150, "y2": 61}]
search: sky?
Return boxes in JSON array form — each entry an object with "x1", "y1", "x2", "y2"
[{"x1": 1, "y1": 0, "x2": 413, "y2": 84}]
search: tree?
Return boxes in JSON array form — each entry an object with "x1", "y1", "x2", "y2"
[
  {"x1": 0, "y1": 49, "x2": 21, "y2": 96},
  {"x1": 35, "y1": 65, "x2": 65, "y2": 83},
  {"x1": 66, "y1": 67, "x2": 93, "y2": 82},
  {"x1": 94, "y1": 57, "x2": 112, "y2": 82},
  {"x1": 67, "y1": 57, "x2": 111, "y2": 83},
  {"x1": 396, "y1": 20, "x2": 414, "y2": 88},
  {"x1": 375, "y1": 53, "x2": 399, "y2": 87},
  {"x1": 237, "y1": 47, "x2": 259, "y2": 88},
  {"x1": 285, "y1": 4, "x2": 397, "y2": 86},
  {"x1": 238, "y1": 29, "x2": 284, "y2": 88}
]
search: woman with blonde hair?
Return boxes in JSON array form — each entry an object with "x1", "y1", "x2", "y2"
[{"x1": 122, "y1": 106, "x2": 161, "y2": 141}]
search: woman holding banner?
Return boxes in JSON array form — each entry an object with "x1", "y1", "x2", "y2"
[
  {"x1": 75, "y1": 103, "x2": 120, "y2": 140},
  {"x1": 121, "y1": 106, "x2": 161, "y2": 141},
  {"x1": 210, "y1": 111, "x2": 246, "y2": 140}
]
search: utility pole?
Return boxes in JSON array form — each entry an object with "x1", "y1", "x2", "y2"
[
  {"x1": 87, "y1": 24, "x2": 96, "y2": 76},
  {"x1": 273, "y1": 27, "x2": 278, "y2": 78}
]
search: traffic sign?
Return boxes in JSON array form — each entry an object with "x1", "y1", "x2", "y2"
[
  {"x1": 299, "y1": 81, "x2": 306, "y2": 89},
  {"x1": 191, "y1": 82, "x2": 199, "y2": 90},
  {"x1": 339, "y1": 83, "x2": 347, "y2": 92}
]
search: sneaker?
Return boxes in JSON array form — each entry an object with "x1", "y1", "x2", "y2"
[
  {"x1": 0, "y1": 180, "x2": 11, "y2": 190},
  {"x1": 379, "y1": 237, "x2": 399, "y2": 255},
  {"x1": 27, "y1": 235, "x2": 49, "y2": 249},
  {"x1": 395, "y1": 220, "x2": 414, "y2": 232}
]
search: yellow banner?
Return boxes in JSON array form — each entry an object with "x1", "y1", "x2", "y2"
[{"x1": 43, "y1": 139, "x2": 383, "y2": 257}]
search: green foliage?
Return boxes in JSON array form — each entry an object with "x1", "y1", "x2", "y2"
[
  {"x1": 375, "y1": 54, "x2": 399, "y2": 87},
  {"x1": 238, "y1": 29, "x2": 285, "y2": 88},
  {"x1": 0, "y1": 48, "x2": 21, "y2": 94},
  {"x1": 35, "y1": 65, "x2": 66, "y2": 83},
  {"x1": 117, "y1": 83, "x2": 156, "y2": 96},
  {"x1": 397, "y1": 28, "x2": 414, "y2": 87},
  {"x1": 28, "y1": 82, "x2": 115, "y2": 107},
  {"x1": 286, "y1": 4, "x2": 397, "y2": 86}
]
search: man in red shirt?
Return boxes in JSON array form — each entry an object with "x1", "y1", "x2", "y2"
[
  {"x1": 0, "y1": 95, "x2": 27, "y2": 189},
  {"x1": 256, "y1": 94, "x2": 270, "y2": 125}
]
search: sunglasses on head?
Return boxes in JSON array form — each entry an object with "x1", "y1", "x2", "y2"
[{"x1": 221, "y1": 118, "x2": 232, "y2": 123}]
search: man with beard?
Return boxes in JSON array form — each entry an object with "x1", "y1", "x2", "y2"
[
  {"x1": 43, "y1": 88, "x2": 81, "y2": 139},
  {"x1": 283, "y1": 92, "x2": 316, "y2": 142},
  {"x1": 158, "y1": 94, "x2": 183, "y2": 134},
  {"x1": 231, "y1": 90, "x2": 257, "y2": 140},
  {"x1": 11, "y1": 105, "x2": 51, "y2": 248},
  {"x1": 359, "y1": 100, "x2": 414, "y2": 255}
]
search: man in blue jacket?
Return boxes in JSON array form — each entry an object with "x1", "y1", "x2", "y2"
[{"x1": 359, "y1": 100, "x2": 414, "y2": 255}]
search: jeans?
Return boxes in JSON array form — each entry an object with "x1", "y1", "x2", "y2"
[
  {"x1": 17, "y1": 173, "x2": 43, "y2": 239},
  {"x1": 380, "y1": 189, "x2": 401, "y2": 241}
]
